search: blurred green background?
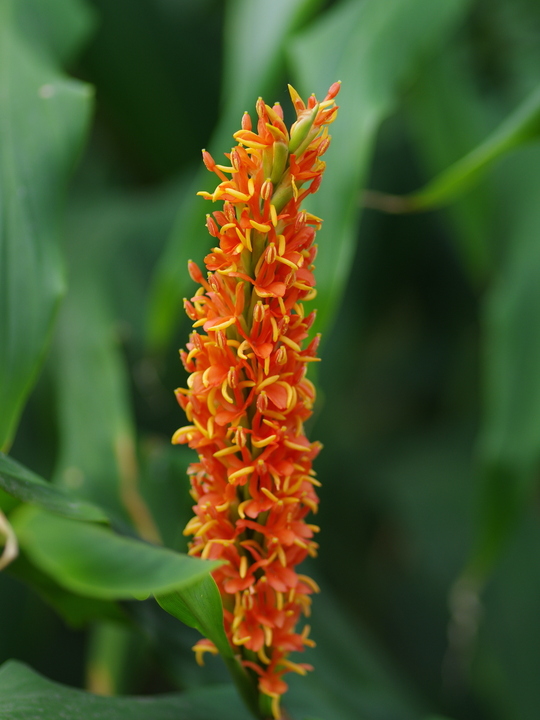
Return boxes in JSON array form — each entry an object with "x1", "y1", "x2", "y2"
[{"x1": 2, "y1": 0, "x2": 540, "y2": 719}]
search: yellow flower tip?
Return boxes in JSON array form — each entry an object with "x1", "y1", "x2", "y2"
[{"x1": 192, "y1": 639, "x2": 218, "y2": 667}]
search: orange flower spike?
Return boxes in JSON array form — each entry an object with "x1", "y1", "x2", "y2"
[{"x1": 175, "y1": 82, "x2": 340, "y2": 720}]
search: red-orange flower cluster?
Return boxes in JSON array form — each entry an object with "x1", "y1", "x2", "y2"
[{"x1": 173, "y1": 82, "x2": 340, "y2": 719}]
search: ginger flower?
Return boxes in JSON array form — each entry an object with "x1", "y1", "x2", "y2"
[{"x1": 173, "y1": 81, "x2": 340, "y2": 719}]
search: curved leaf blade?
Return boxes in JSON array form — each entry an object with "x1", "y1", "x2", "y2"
[
  {"x1": 0, "y1": 4, "x2": 93, "y2": 449},
  {"x1": 0, "y1": 660, "x2": 252, "y2": 720},
  {"x1": 12, "y1": 506, "x2": 220, "y2": 600},
  {"x1": 0, "y1": 452, "x2": 108, "y2": 522},
  {"x1": 368, "y1": 82, "x2": 540, "y2": 213},
  {"x1": 157, "y1": 579, "x2": 260, "y2": 718}
]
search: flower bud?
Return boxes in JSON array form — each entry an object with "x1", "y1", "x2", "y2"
[{"x1": 289, "y1": 103, "x2": 319, "y2": 154}]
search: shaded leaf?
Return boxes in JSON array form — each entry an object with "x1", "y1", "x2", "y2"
[
  {"x1": 12, "y1": 506, "x2": 220, "y2": 600},
  {"x1": 0, "y1": 660, "x2": 252, "y2": 720},
  {"x1": 0, "y1": 4, "x2": 93, "y2": 448},
  {"x1": 0, "y1": 452, "x2": 108, "y2": 523},
  {"x1": 288, "y1": 0, "x2": 472, "y2": 337},
  {"x1": 474, "y1": 148, "x2": 540, "y2": 571}
]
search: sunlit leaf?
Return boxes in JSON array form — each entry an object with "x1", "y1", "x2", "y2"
[
  {"x1": 0, "y1": 4, "x2": 93, "y2": 449},
  {"x1": 12, "y1": 506, "x2": 220, "y2": 600}
]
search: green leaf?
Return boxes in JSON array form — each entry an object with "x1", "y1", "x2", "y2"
[
  {"x1": 0, "y1": 452, "x2": 108, "y2": 522},
  {"x1": 157, "y1": 575, "x2": 232, "y2": 659},
  {"x1": 0, "y1": 660, "x2": 253, "y2": 720},
  {"x1": 368, "y1": 82, "x2": 540, "y2": 214},
  {"x1": 288, "y1": 0, "x2": 472, "y2": 337},
  {"x1": 146, "y1": 0, "x2": 322, "y2": 352},
  {"x1": 157, "y1": 578, "x2": 260, "y2": 719},
  {"x1": 0, "y1": 3, "x2": 93, "y2": 449},
  {"x1": 14, "y1": 0, "x2": 97, "y2": 65},
  {"x1": 12, "y1": 506, "x2": 220, "y2": 600},
  {"x1": 404, "y1": 49, "x2": 495, "y2": 285},
  {"x1": 474, "y1": 150, "x2": 540, "y2": 572}
]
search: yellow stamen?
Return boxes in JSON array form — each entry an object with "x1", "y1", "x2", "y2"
[
  {"x1": 201, "y1": 538, "x2": 234, "y2": 558},
  {"x1": 195, "y1": 519, "x2": 218, "y2": 537},
  {"x1": 276, "y1": 255, "x2": 298, "y2": 271},
  {"x1": 217, "y1": 188, "x2": 250, "y2": 201},
  {"x1": 250, "y1": 220, "x2": 271, "y2": 232},
  {"x1": 220, "y1": 222, "x2": 236, "y2": 232},
  {"x1": 270, "y1": 204, "x2": 278, "y2": 226},
  {"x1": 277, "y1": 234, "x2": 286, "y2": 256},
  {"x1": 221, "y1": 378, "x2": 233, "y2": 404},
  {"x1": 284, "y1": 439, "x2": 307, "y2": 452},
  {"x1": 297, "y1": 575, "x2": 321, "y2": 593},
  {"x1": 279, "y1": 659, "x2": 308, "y2": 676},
  {"x1": 213, "y1": 445, "x2": 241, "y2": 458},
  {"x1": 263, "y1": 625, "x2": 273, "y2": 648},
  {"x1": 263, "y1": 410, "x2": 286, "y2": 420},
  {"x1": 209, "y1": 316, "x2": 236, "y2": 331},
  {"x1": 193, "y1": 642, "x2": 218, "y2": 667},
  {"x1": 239, "y1": 555, "x2": 248, "y2": 578},
  {"x1": 193, "y1": 418, "x2": 209, "y2": 438},
  {"x1": 237, "y1": 500, "x2": 250, "y2": 519},
  {"x1": 261, "y1": 487, "x2": 279, "y2": 503},
  {"x1": 251, "y1": 434, "x2": 277, "y2": 448},
  {"x1": 257, "y1": 374, "x2": 280, "y2": 391},
  {"x1": 280, "y1": 336, "x2": 301, "y2": 352},
  {"x1": 258, "y1": 646, "x2": 271, "y2": 665},
  {"x1": 172, "y1": 425, "x2": 196, "y2": 444},
  {"x1": 228, "y1": 466, "x2": 255, "y2": 482}
]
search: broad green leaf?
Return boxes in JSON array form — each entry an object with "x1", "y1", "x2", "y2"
[
  {"x1": 157, "y1": 576, "x2": 231, "y2": 659},
  {"x1": 368, "y1": 82, "x2": 540, "y2": 214},
  {"x1": 157, "y1": 578, "x2": 260, "y2": 719},
  {"x1": 14, "y1": 0, "x2": 97, "y2": 65},
  {"x1": 288, "y1": 0, "x2": 472, "y2": 337},
  {"x1": 12, "y1": 506, "x2": 220, "y2": 600},
  {"x1": 146, "y1": 0, "x2": 322, "y2": 352},
  {"x1": 0, "y1": 660, "x2": 252, "y2": 720},
  {"x1": 0, "y1": 452, "x2": 108, "y2": 522},
  {"x1": 0, "y1": 3, "x2": 93, "y2": 449}
]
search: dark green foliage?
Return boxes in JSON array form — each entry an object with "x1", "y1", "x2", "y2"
[{"x1": 2, "y1": 0, "x2": 540, "y2": 718}]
